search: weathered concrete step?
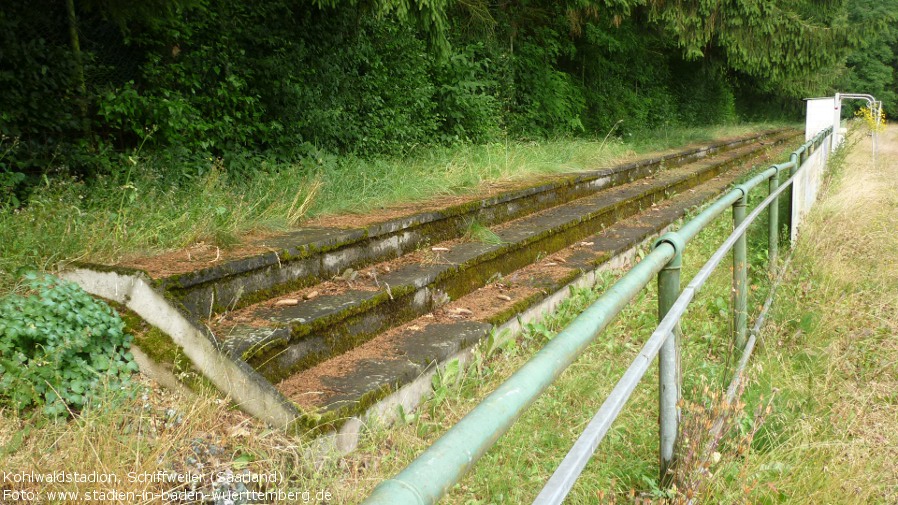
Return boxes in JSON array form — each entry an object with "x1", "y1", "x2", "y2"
[
  {"x1": 275, "y1": 140, "x2": 786, "y2": 424},
  {"x1": 212, "y1": 131, "x2": 796, "y2": 382},
  {"x1": 160, "y1": 129, "x2": 793, "y2": 319}
]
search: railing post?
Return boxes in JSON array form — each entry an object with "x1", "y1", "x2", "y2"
[
  {"x1": 768, "y1": 168, "x2": 779, "y2": 274},
  {"x1": 733, "y1": 188, "x2": 748, "y2": 350},
  {"x1": 655, "y1": 233, "x2": 683, "y2": 485},
  {"x1": 787, "y1": 152, "x2": 799, "y2": 241}
]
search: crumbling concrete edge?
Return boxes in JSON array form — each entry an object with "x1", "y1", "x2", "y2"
[{"x1": 59, "y1": 268, "x2": 302, "y2": 429}]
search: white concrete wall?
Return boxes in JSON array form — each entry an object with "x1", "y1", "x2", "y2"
[{"x1": 791, "y1": 134, "x2": 832, "y2": 243}]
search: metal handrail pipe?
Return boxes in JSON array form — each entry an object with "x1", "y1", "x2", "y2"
[
  {"x1": 677, "y1": 157, "x2": 797, "y2": 245},
  {"x1": 532, "y1": 164, "x2": 804, "y2": 505},
  {"x1": 363, "y1": 127, "x2": 829, "y2": 505},
  {"x1": 839, "y1": 93, "x2": 875, "y2": 105},
  {"x1": 363, "y1": 244, "x2": 676, "y2": 505}
]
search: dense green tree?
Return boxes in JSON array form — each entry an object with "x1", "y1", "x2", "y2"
[
  {"x1": 1, "y1": 0, "x2": 893, "y2": 192},
  {"x1": 649, "y1": 0, "x2": 854, "y2": 96},
  {"x1": 837, "y1": 0, "x2": 898, "y2": 116}
]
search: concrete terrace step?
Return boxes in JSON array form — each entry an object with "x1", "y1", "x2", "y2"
[
  {"x1": 210, "y1": 130, "x2": 797, "y2": 383},
  {"x1": 156, "y1": 129, "x2": 790, "y2": 320},
  {"x1": 275, "y1": 137, "x2": 791, "y2": 423}
]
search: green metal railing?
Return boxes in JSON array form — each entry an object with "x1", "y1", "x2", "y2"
[{"x1": 362, "y1": 127, "x2": 833, "y2": 505}]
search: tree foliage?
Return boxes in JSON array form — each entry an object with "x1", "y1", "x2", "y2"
[
  {"x1": 837, "y1": 0, "x2": 898, "y2": 116},
  {"x1": 650, "y1": 0, "x2": 853, "y2": 95},
  {"x1": 0, "y1": 0, "x2": 892, "y2": 191},
  {"x1": 0, "y1": 273, "x2": 137, "y2": 416}
]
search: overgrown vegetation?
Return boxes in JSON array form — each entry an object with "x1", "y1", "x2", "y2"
[
  {"x1": 2, "y1": 0, "x2": 893, "y2": 290},
  {"x1": 0, "y1": 147, "x2": 786, "y2": 500},
  {"x1": 0, "y1": 122, "x2": 782, "y2": 291},
  {"x1": 2, "y1": 0, "x2": 889, "y2": 196},
  {"x1": 1, "y1": 0, "x2": 896, "y2": 499},
  {"x1": 0, "y1": 272, "x2": 137, "y2": 416},
  {"x1": 1, "y1": 127, "x2": 893, "y2": 502},
  {"x1": 695, "y1": 123, "x2": 898, "y2": 503}
]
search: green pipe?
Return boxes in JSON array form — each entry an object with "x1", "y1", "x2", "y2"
[
  {"x1": 656, "y1": 234, "x2": 683, "y2": 484},
  {"x1": 363, "y1": 244, "x2": 676, "y2": 505},
  {"x1": 676, "y1": 191, "x2": 740, "y2": 244},
  {"x1": 732, "y1": 190, "x2": 748, "y2": 350},
  {"x1": 363, "y1": 128, "x2": 831, "y2": 505},
  {"x1": 768, "y1": 167, "x2": 780, "y2": 273},
  {"x1": 678, "y1": 166, "x2": 776, "y2": 244}
]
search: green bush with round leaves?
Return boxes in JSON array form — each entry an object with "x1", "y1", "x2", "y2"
[{"x1": 0, "y1": 272, "x2": 138, "y2": 416}]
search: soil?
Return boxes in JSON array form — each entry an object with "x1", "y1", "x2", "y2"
[
  {"x1": 207, "y1": 235, "x2": 472, "y2": 335},
  {"x1": 120, "y1": 230, "x2": 283, "y2": 278}
]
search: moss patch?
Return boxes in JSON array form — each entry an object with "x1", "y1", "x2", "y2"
[{"x1": 116, "y1": 305, "x2": 217, "y2": 393}]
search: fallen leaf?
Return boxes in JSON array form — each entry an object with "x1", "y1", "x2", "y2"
[{"x1": 337, "y1": 268, "x2": 358, "y2": 281}]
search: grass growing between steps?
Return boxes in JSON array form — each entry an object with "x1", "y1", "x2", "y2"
[
  {"x1": 0, "y1": 123, "x2": 788, "y2": 292},
  {"x1": 267, "y1": 140, "x2": 796, "y2": 503}
]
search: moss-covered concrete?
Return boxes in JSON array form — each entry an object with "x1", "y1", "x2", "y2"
[
  {"x1": 222, "y1": 131, "x2": 799, "y2": 383},
  {"x1": 116, "y1": 305, "x2": 219, "y2": 393},
  {"x1": 281, "y1": 139, "x2": 802, "y2": 431},
  {"x1": 151, "y1": 129, "x2": 795, "y2": 320}
]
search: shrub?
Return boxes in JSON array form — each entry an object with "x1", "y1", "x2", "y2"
[{"x1": 0, "y1": 272, "x2": 138, "y2": 416}]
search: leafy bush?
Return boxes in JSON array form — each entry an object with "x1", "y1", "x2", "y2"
[
  {"x1": 0, "y1": 273, "x2": 138, "y2": 416},
  {"x1": 509, "y1": 29, "x2": 587, "y2": 136},
  {"x1": 433, "y1": 42, "x2": 501, "y2": 143},
  {"x1": 3, "y1": 0, "x2": 835, "y2": 191}
]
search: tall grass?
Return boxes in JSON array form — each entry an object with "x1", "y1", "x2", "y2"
[
  {"x1": 695, "y1": 125, "x2": 898, "y2": 503},
  {"x1": 0, "y1": 123, "x2": 787, "y2": 291}
]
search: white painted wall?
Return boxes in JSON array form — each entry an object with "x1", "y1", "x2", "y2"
[{"x1": 791, "y1": 134, "x2": 832, "y2": 243}]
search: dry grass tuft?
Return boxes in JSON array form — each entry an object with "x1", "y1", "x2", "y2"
[{"x1": 0, "y1": 377, "x2": 348, "y2": 503}]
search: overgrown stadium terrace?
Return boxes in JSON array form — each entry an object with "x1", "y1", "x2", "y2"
[{"x1": 61, "y1": 128, "x2": 802, "y2": 439}]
